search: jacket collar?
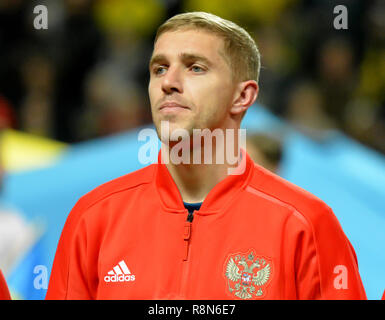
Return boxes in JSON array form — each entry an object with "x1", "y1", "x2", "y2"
[{"x1": 155, "y1": 149, "x2": 254, "y2": 215}]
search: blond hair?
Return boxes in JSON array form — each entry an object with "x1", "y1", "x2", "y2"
[{"x1": 154, "y1": 12, "x2": 260, "y2": 83}]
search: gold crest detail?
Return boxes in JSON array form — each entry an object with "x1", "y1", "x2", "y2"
[{"x1": 224, "y1": 249, "x2": 272, "y2": 299}]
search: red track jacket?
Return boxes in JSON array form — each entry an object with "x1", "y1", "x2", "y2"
[{"x1": 46, "y1": 151, "x2": 366, "y2": 299}]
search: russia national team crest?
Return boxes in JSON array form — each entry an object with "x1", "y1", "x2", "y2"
[{"x1": 224, "y1": 249, "x2": 273, "y2": 300}]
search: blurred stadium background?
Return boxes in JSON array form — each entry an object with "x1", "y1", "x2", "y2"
[{"x1": 0, "y1": 0, "x2": 384, "y2": 299}]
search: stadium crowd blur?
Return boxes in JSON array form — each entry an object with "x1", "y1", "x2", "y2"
[{"x1": 0, "y1": 0, "x2": 384, "y2": 157}]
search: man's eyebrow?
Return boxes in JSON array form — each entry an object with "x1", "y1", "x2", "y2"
[
  {"x1": 149, "y1": 52, "x2": 213, "y2": 69},
  {"x1": 149, "y1": 54, "x2": 166, "y2": 69},
  {"x1": 179, "y1": 53, "x2": 213, "y2": 66}
]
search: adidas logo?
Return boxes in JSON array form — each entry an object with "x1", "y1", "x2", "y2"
[{"x1": 104, "y1": 260, "x2": 136, "y2": 283}]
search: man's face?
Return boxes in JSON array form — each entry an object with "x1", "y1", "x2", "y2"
[{"x1": 148, "y1": 29, "x2": 237, "y2": 140}]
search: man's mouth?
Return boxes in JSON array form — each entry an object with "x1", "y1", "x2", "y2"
[{"x1": 159, "y1": 101, "x2": 190, "y2": 112}]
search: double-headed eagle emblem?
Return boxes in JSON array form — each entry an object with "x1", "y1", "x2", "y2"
[{"x1": 224, "y1": 250, "x2": 272, "y2": 299}]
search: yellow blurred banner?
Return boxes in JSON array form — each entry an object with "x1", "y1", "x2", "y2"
[
  {"x1": 94, "y1": 0, "x2": 165, "y2": 36},
  {"x1": 0, "y1": 130, "x2": 67, "y2": 173}
]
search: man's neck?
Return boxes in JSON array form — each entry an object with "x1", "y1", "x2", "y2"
[
  {"x1": 165, "y1": 161, "x2": 229, "y2": 203},
  {"x1": 162, "y1": 129, "x2": 242, "y2": 203}
]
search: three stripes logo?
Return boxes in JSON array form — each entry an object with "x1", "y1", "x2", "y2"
[{"x1": 104, "y1": 260, "x2": 136, "y2": 283}]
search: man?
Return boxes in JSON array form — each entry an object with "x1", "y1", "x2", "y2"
[{"x1": 46, "y1": 12, "x2": 366, "y2": 299}]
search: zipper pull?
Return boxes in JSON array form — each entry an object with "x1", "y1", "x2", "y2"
[
  {"x1": 183, "y1": 221, "x2": 192, "y2": 261},
  {"x1": 187, "y1": 211, "x2": 194, "y2": 222}
]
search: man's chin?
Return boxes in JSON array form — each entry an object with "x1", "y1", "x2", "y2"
[{"x1": 156, "y1": 120, "x2": 195, "y2": 142}]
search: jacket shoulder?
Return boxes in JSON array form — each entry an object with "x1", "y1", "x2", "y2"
[
  {"x1": 75, "y1": 164, "x2": 156, "y2": 213},
  {"x1": 247, "y1": 163, "x2": 334, "y2": 226}
]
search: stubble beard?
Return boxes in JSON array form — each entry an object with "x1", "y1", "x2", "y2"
[{"x1": 155, "y1": 114, "x2": 198, "y2": 144}]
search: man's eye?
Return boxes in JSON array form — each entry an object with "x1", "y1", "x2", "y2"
[
  {"x1": 191, "y1": 65, "x2": 204, "y2": 73},
  {"x1": 154, "y1": 66, "x2": 167, "y2": 75}
]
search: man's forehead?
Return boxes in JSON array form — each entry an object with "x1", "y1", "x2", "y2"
[
  {"x1": 156, "y1": 28, "x2": 223, "y2": 44},
  {"x1": 151, "y1": 29, "x2": 227, "y2": 64}
]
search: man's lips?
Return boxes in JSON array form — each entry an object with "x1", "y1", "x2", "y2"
[{"x1": 159, "y1": 102, "x2": 190, "y2": 111}]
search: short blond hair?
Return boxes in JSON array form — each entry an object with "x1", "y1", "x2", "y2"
[{"x1": 154, "y1": 12, "x2": 260, "y2": 83}]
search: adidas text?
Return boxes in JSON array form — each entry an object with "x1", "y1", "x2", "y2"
[
  {"x1": 104, "y1": 260, "x2": 136, "y2": 283},
  {"x1": 104, "y1": 274, "x2": 136, "y2": 283}
]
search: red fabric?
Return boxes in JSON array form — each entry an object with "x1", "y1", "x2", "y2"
[
  {"x1": 46, "y1": 151, "x2": 367, "y2": 300},
  {"x1": 0, "y1": 270, "x2": 11, "y2": 300}
]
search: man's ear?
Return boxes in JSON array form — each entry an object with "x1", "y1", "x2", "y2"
[{"x1": 230, "y1": 80, "x2": 258, "y2": 116}]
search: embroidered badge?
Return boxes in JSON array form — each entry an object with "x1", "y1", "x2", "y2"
[{"x1": 224, "y1": 249, "x2": 273, "y2": 299}]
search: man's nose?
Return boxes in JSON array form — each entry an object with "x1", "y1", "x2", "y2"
[{"x1": 161, "y1": 67, "x2": 183, "y2": 94}]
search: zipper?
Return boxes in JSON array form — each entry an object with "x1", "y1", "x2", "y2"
[
  {"x1": 180, "y1": 210, "x2": 194, "y2": 296},
  {"x1": 187, "y1": 211, "x2": 194, "y2": 223},
  {"x1": 183, "y1": 211, "x2": 194, "y2": 261}
]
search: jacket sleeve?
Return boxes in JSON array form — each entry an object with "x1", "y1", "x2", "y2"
[
  {"x1": 286, "y1": 205, "x2": 367, "y2": 299},
  {"x1": 0, "y1": 270, "x2": 11, "y2": 300},
  {"x1": 45, "y1": 199, "x2": 93, "y2": 300}
]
